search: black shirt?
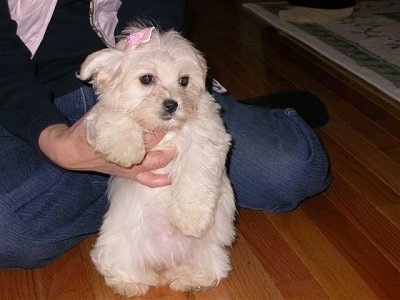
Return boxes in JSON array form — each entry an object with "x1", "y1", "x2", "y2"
[
  {"x1": 33, "y1": 0, "x2": 105, "y2": 98},
  {"x1": 0, "y1": 0, "x2": 185, "y2": 152}
]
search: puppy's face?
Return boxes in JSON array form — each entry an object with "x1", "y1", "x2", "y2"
[{"x1": 78, "y1": 28, "x2": 208, "y2": 131}]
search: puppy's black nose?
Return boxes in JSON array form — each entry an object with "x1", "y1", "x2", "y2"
[{"x1": 163, "y1": 99, "x2": 178, "y2": 113}]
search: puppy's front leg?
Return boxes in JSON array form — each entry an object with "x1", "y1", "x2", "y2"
[
  {"x1": 85, "y1": 106, "x2": 145, "y2": 167},
  {"x1": 169, "y1": 128, "x2": 231, "y2": 238}
]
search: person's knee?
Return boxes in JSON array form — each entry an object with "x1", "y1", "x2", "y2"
[
  {"x1": 233, "y1": 148, "x2": 331, "y2": 213},
  {"x1": 229, "y1": 112, "x2": 332, "y2": 213},
  {"x1": 0, "y1": 231, "x2": 85, "y2": 269},
  {"x1": 0, "y1": 215, "x2": 82, "y2": 269},
  {"x1": 0, "y1": 233, "x2": 51, "y2": 269},
  {"x1": 269, "y1": 153, "x2": 332, "y2": 213}
]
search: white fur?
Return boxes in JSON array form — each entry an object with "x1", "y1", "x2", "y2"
[{"x1": 78, "y1": 26, "x2": 236, "y2": 297}]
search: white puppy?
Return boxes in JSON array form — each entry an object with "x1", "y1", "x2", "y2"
[{"x1": 78, "y1": 26, "x2": 236, "y2": 297}]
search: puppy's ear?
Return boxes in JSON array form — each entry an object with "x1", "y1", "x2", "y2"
[
  {"x1": 196, "y1": 49, "x2": 208, "y2": 82},
  {"x1": 194, "y1": 49, "x2": 208, "y2": 79},
  {"x1": 77, "y1": 48, "x2": 124, "y2": 81},
  {"x1": 191, "y1": 48, "x2": 208, "y2": 90}
]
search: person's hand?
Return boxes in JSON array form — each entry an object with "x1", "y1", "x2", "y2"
[{"x1": 38, "y1": 117, "x2": 175, "y2": 187}]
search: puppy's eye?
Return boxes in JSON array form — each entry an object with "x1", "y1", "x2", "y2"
[
  {"x1": 139, "y1": 74, "x2": 154, "y2": 85},
  {"x1": 178, "y1": 76, "x2": 189, "y2": 87}
]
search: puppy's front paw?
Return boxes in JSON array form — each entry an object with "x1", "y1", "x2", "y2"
[
  {"x1": 86, "y1": 111, "x2": 145, "y2": 167},
  {"x1": 97, "y1": 136, "x2": 145, "y2": 168},
  {"x1": 169, "y1": 205, "x2": 214, "y2": 238}
]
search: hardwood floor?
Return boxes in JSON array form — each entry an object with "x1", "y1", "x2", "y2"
[{"x1": 2, "y1": 0, "x2": 400, "y2": 299}]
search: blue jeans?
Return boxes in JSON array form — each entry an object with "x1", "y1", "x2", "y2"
[{"x1": 0, "y1": 86, "x2": 331, "y2": 268}]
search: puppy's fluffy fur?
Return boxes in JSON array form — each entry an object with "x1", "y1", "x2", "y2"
[{"x1": 78, "y1": 25, "x2": 236, "y2": 297}]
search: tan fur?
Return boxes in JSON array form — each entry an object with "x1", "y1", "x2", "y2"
[{"x1": 79, "y1": 26, "x2": 236, "y2": 297}]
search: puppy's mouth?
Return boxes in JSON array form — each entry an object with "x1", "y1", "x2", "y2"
[{"x1": 161, "y1": 112, "x2": 175, "y2": 121}]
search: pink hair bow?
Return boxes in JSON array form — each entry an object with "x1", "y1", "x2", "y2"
[{"x1": 125, "y1": 27, "x2": 155, "y2": 50}]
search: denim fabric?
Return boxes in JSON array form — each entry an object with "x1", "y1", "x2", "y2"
[
  {"x1": 0, "y1": 87, "x2": 331, "y2": 268},
  {"x1": 214, "y1": 93, "x2": 331, "y2": 213},
  {"x1": 0, "y1": 86, "x2": 109, "y2": 269}
]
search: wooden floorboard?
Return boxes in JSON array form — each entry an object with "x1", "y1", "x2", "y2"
[{"x1": 2, "y1": 0, "x2": 400, "y2": 299}]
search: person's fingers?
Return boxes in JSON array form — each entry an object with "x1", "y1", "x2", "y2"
[
  {"x1": 139, "y1": 148, "x2": 176, "y2": 172},
  {"x1": 123, "y1": 148, "x2": 175, "y2": 187},
  {"x1": 102, "y1": 148, "x2": 176, "y2": 185},
  {"x1": 135, "y1": 171, "x2": 171, "y2": 188},
  {"x1": 143, "y1": 131, "x2": 166, "y2": 150}
]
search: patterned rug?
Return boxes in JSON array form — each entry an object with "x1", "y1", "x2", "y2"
[{"x1": 243, "y1": 1, "x2": 400, "y2": 102}]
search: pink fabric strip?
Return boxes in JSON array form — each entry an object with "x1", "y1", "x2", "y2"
[{"x1": 125, "y1": 27, "x2": 155, "y2": 50}]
